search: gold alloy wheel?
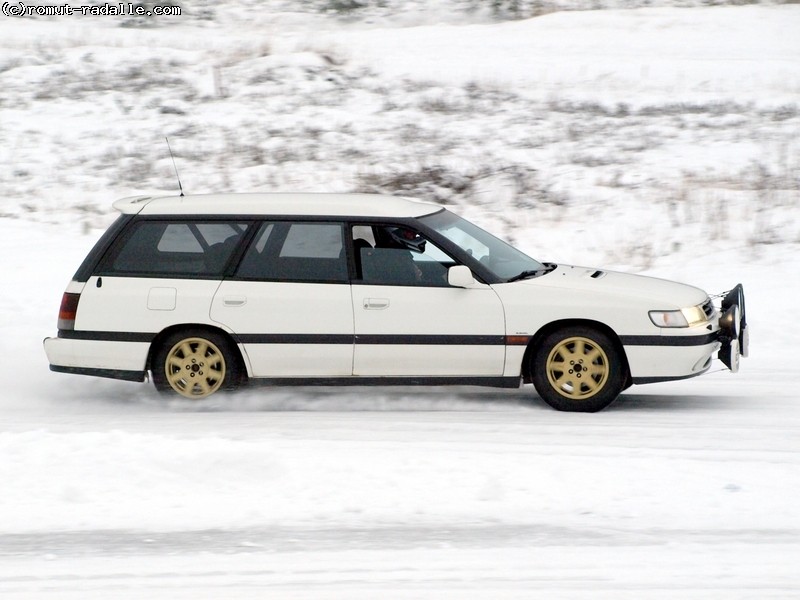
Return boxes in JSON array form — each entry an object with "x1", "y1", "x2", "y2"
[
  {"x1": 164, "y1": 337, "x2": 226, "y2": 399},
  {"x1": 545, "y1": 336, "x2": 610, "y2": 400}
]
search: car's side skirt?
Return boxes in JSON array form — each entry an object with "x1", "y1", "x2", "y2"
[
  {"x1": 50, "y1": 362, "x2": 520, "y2": 389},
  {"x1": 248, "y1": 376, "x2": 522, "y2": 388}
]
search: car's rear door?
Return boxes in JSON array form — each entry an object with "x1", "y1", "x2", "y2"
[{"x1": 210, "y1": 221, "x2": 354, "y2": 378}]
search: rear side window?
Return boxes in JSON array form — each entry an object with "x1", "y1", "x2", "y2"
[
  {"x1": 100, "y1": 221, "x2": 249, "y2": 277},
  {"x1": 236, "y1": 221, "x2": 347, "y2": 283}
]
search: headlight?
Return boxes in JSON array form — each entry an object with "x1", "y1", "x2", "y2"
[
  {"x1": 649, "y1": 310, "x2": 689, "y2": 328},
  {"x1": 649, "y1": 305, "x2": 708, "y2": 328},
  {"x1": 680, "y1": 305, "x2": 707, "y2": 327}
]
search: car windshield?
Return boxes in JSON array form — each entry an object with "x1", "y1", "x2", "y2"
[{"x1": 420, "y1": 210, "x2": 546, "y2": 281}]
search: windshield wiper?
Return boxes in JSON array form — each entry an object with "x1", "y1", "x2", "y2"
[
  {"x1": 506, "y1": 270, "x2": 541, "y2": 283},
  {"x1": 505, "y1": 263, "x2": 556, "y2": 283}
]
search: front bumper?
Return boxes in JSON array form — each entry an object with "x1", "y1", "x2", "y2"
[
  {"x1": 625, "y1": 284, "x2": 748, "y2": 383},
  {"x1": 625, "y1": 335, "x2": 720, "y2": 383}
]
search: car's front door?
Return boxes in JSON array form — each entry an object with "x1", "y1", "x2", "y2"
[
  {"x1": 211, "y1": 221, "x2": 354, "y2": 378},
  {"x1": 350, "y1": 224, "x2": 506, "y2": 377}
]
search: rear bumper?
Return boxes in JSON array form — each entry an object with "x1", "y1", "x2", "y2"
[
  {"x1": 49, "y1": 364, "x2": 146, "y2": 382},
  {"x1": 43, "y1": 336, "x2": 148, "y2": 381}
]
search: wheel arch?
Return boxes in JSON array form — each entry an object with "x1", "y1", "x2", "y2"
[
  {"x1": 521, "y1": 318, "x2": 631, "y2": 386},
  {"x1": 146, "y1": 323, "x2": 248, "y2": 375}
]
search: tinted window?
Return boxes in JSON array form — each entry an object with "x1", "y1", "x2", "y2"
[
  {"x1": 102, "y1": 221, "x2": 248, "y2": 277},
  {"x1": 354, "y1": 225, "x2": 453, "y2": 287},
  {"x1": 281, "y1": 223, "x2": 343, "y2": 258},
  {"x1": 237, "y1": 222, "x2": 347, "y2": 283},
  {"x1": 157, "y1": 224, "x2": 204, "y2": 253}
]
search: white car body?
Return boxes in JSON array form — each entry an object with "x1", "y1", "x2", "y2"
[{"x1": 44, "y1": 193, "x2": 747, "y2": 411}]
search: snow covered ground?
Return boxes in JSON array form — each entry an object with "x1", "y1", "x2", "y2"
[
  {"x1": 3, "y1": 216, "x2": 798, "y2": 598},
  {"x1": 1, "y1": 2, "x2": 800, "y2": 597}
]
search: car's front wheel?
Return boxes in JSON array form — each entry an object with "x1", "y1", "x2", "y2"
[
  {"x1": 531, "y1": 326, "x2": 626, "y2": 412},
  {"x1": 152, "y1": 330, "x2": 242, "y2": 399}
]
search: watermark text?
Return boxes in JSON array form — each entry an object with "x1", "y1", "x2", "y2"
[{"x1": 2, "y1": 2, "x2": 182, "y2": 17}]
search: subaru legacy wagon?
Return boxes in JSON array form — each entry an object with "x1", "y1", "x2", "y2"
[{"x1": 44, "y1": 193, "x2": 747, "y2": 412}]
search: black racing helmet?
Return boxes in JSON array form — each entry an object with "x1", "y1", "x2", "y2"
[{"x1": 387, "y1": 227, "x2": 427, "y2": 253}]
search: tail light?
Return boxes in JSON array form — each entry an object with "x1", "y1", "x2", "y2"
[{"x1": 57, "y1": 292, "x2": 81, "y2": 331}]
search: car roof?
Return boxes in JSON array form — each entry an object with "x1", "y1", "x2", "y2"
[{"x1": 112, "y1": 193, "x2": 443, "y2": 218}]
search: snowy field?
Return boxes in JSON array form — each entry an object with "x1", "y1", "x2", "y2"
[{"x1": 2, "y1": 1, "x2": 800, "y2": 598}]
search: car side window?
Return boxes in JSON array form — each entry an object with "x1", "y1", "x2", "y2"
[
  {"x1": 354, "y1": 225, "x2": 454, "y2": 287},
  {"x1": 236, "y1": 221, "x2": 348, "y2": 283},
  {"x1": 101, "y1": 221, "x2": 247, "y2": 277}
]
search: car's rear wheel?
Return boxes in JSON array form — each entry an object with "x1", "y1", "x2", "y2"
[
  {"x1": 531, "y1": 326, "x2": 626, "y2": 412},
  {"x1": 152, "y1": 330, "x2": 242, "y2": 399}
]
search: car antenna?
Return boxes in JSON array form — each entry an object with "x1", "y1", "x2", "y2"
[{"x1": 165, "y1": 136, "x2": 184, "y2": 197}]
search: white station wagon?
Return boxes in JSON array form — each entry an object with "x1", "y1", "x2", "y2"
[{"x1": 44, "y1": 193, "x2": 747, "y2": 412}]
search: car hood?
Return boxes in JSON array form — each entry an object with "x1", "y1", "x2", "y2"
[{"x1": 514, "y1": 263, "x2": 708, "y2": 309}]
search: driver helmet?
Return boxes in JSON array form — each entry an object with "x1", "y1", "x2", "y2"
[{"x1": 387, "y1": 227, "x2": 427, "y2": 253}]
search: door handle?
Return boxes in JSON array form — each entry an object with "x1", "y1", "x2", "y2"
[
  {"x1": 223, "y1": 296, "x2": 247, "y2": 307},
  {"x1": 363, "y1": 298, "x2": 390, "y2": 310}
]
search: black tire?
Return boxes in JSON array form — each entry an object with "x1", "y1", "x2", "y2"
[
  {"x1": 531, "y1": 326, "x2": 626, "y2": 412},
  {"x1": 152, "y1": 329, "x2": 243, "y2": 399}
]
